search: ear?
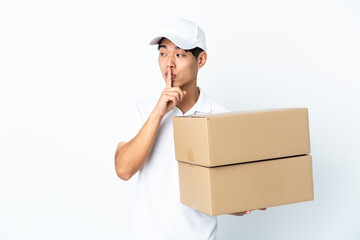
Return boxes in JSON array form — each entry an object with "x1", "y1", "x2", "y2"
[{"x1": 197, "y1": 51, "x2": 207, "y2": 69}]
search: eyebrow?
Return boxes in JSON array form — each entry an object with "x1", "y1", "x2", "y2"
[{"x1": 159, "y1": 44, "x2": 182, "y2": 50}]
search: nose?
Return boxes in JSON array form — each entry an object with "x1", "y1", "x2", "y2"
[{"x1": 166, "y1": 54, "x2": 175, "y2": 69}]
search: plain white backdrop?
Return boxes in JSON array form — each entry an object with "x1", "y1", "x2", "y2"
[{"x1": 1, "y1": 0, "x2": 359, "y2": 239}]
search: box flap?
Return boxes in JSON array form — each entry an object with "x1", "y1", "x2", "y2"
[{"x1": 173, "y1": 108, "x2": 311, "y2": 167}]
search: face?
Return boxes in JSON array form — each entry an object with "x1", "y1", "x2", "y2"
[{"x1": 158, "y1": 38, "x2": 206, "y2": 88}]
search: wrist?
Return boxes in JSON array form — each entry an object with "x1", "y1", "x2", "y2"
[{"x1": 149, "y1": 110, "x2": 164, "y2": 122}]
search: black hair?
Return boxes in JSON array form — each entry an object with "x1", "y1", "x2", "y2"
[
  {"x1": 186, "y1": 47, "x2": 204, "y2": 59},
  {"x1": 157, "y1": 37, "x2": 204, "y2": 59}
]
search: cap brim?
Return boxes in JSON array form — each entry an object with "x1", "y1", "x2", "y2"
[
  {"x1": 149, "y1": 36, "x2": 163, "y2": 45},
  {"x1": 149, "y1": 34, "x2": 196, "y2": 50}
]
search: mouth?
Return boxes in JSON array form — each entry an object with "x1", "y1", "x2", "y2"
[{"x1": 165, "y1": 73, "x2": 176, "y2": 79}]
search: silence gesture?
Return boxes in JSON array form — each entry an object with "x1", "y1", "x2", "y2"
[{"x1": 152, "y1": 67, "x2": 187, "y2": 118}]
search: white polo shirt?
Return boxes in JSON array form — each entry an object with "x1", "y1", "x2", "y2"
[{"x1": 120, "y1": 87, "x2": 230, "y2": 240}]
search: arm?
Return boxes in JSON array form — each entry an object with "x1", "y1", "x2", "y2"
[
  {"x1": 114, "y1": 67, "x2": 186, "y2": 181},
  {"x1": 114, "y1": 112, "x2": 162, "y2": 180}
]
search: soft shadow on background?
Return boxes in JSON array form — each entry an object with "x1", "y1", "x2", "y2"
[{"x1": 0, "y1": 0, "x2": 359, "y2": 239}]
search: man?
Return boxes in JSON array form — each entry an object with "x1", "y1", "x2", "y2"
[{"x1": 115, "y1": 19, "x2": 257, "y2": 240}]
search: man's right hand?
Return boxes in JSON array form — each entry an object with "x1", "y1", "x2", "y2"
[
  {"x1": 115, "y1": 68, "x2": 187, "y2": 180},
  {"x1": 152, "y1": 67, "x2": 186, "y2": 118}
]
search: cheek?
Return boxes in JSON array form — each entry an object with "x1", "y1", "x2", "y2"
[
  {"x1": 180, "y1": 61, "x2": 196, "y2": 73},
  {"x1": 184, "y1": 63, "x2": 198, "y2": 77},
  {"x1": 158, "y1": 59, "x2": 166, "y2": 72}
]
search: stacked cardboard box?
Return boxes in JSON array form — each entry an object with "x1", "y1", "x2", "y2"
[{"x1": 173, "y1": 108, "x2": 314, "y2": 216}]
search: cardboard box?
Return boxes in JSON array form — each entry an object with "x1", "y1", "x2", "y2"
[
  {"x1": 173, "y1": 108, "x2": 310, "y2": 167},
  {"x1": 173, "y1": 108, "x2": 314, "y2": 216},
  {"x1": 178, "y1": 155, "x2": 314, "y2": 216}
]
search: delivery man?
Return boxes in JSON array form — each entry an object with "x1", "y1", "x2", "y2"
[{"x1": 114, "y1": 18, "x2": 263, "y2": 240}]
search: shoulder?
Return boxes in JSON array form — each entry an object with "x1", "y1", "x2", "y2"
[
  {"x1": 133, "y1": 96, "x2": 157, "y2": 112},
  {"x1": 210, "y1": 98, "x2": 231, "y2": 113},
  {"x1": 130, "y1": 96, "x2": 157, "y2": 121},
  {"x1": 200, "y1": 88, "x2": 231, "y2": 114}
]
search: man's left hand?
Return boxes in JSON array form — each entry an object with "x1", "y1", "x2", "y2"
[{"x1": 228, "y1": 208, "x2": 267, "y2": 216}]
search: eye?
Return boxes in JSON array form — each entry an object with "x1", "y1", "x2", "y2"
[
  {"x1": 177, "y1": 54, "x2": 185, "y2": 57},
  {"x1": 160, "y1": 52, "x2": 167, "y2": 57}
]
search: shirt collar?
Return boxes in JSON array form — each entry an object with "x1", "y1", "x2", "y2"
[{"x1": 182, "y1": 87, "x2": 212, "y2": 116}]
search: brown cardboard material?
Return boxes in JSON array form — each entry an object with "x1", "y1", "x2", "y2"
[
  {"x1": 173, "y1": 108, "x2": 311, "y2": 167},
  {"x1": 178, "y1": 155, "x2": 314, "y2": 216}
]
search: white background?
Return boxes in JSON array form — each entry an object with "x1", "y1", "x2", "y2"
[{"x1": 1, "y1": 0, "x2": 359, "y2": 239}]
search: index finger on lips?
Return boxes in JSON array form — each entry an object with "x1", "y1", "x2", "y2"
[{"x1": 165, "y1": 67, "x2": 172, "y2": 89}]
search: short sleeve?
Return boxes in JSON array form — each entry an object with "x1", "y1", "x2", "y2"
[{"x1": 118, "y1": 101, "x2": 144, "y2": 143}]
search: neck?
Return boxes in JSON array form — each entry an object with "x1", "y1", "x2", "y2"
[{"x1": 176, "y1": 81, "x2": 200, "y2": 115}]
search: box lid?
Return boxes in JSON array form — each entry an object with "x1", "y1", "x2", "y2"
[{"x1": 173, "y1": 108, "x2": 311, "y2": 167}]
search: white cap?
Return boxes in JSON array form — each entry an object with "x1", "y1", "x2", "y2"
[{"x1": 149, "y1": 18, "x2": 207, "y2": 52}]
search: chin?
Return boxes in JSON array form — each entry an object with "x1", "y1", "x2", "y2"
[{"x1": 172, "y1": 81, "x2": 181, "y2": 87}]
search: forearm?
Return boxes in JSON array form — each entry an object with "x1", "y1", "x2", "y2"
[
  {"x1": 115, "y1": 74, "x2": 186, "y2": 180},
  {"x1": 115, "y1": 111, "x2": 162, "y2": 180}
]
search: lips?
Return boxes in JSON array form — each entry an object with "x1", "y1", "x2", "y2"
[{"x1": 166, "y1": 73, "x2": 176, "y2": 79}]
